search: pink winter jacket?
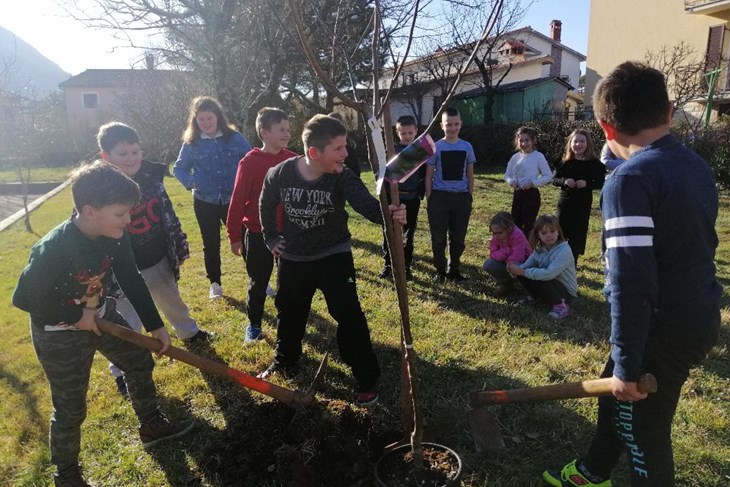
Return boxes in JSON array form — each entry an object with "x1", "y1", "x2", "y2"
[{"x1": 489, "y1": 226, "x2": 532, "y2": 264}]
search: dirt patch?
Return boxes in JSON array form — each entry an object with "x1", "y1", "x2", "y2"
[
  {"x1": 375, "y1": 444, "x2": 461, "y2": 487},
  {"x1": 194, "y1": 398, "x2": 399, "y2": 486}
]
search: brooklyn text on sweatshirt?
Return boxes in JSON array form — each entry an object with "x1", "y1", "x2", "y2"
[{"x1": 260, "y1": 156, "x2": 382, "y2": 261}]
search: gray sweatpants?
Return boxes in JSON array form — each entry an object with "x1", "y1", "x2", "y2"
[
  {"x1": 32, "y1": 299, "x2": 158, "y2": 470},
  {"x1": 110, "y1": 257, "x2": 198, "y2": 378}
]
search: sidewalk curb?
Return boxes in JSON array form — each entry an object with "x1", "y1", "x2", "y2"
[{"x1": 0, "y1": 179, "x2": 71, "y2": 232}]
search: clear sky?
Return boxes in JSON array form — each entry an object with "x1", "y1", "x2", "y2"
[
  {"x1": 2, "y1": 0, "x2": 156, "y2": 75},
  {"x1": 522, "y1": 0, "x2": 590, "y2": 55},
  {"x1": 2, "y1": 0, "x2": 590, "y2": 76}
]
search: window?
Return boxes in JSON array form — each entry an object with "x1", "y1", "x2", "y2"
[{"x1": 82, "y1": 93, "x2": 98, "y2": 109}]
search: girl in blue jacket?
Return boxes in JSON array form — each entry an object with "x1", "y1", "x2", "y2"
[
  {"x1": 507, "y1": 214, "x2": 577, "y2": 319},
  {"x1": 174, "y1": 96, "x2": 251, "y2": 300}
]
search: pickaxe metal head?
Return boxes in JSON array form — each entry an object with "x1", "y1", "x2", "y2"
[{"x1": 468, "y1": 408, "x2": 506, "y2": 450}]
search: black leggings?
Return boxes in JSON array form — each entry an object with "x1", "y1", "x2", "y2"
[
  {"x1": 511, "y1": 187, "x2": 541, "y2": 237},
  {"x1": 580, "y1": 309, "x2": 720, "y2": 486},
  {"x1": 517, "y1": 275, "x2": 572, "y2": 306},
  {"x1": 193, "y1": 198, "x2": 229, "y2": 285}
]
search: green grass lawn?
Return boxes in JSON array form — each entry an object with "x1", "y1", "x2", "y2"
[
  {"x1": 1, "y1": 170, "x2": 728, "y2": 486},
  {"x1": 0, "y1": 166, "x2": 74, "y2": 183}
]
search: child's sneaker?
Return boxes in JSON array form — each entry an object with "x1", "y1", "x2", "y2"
[
  {"x1": 433, "y1": 272, "x2": 448, "y2": 283},
  {"x1": 244, "y1": 324, "x2": 264, "y2": 344},
  {"x1": 138, "y1": 412, "x2": 194, "y2": 448},
  {"x1": 379, "y1": 266, "x2": 392, "y2": 279},
  {"x1": 495, "y1": 281, "x2": 515, "y2": 298},
  {"x1": 54, "y1": 463, "x2": 93, "y2": 487},
  {"x1": 548, "y1": 299, "x2": 570, "y2": 320},
  {"x1": 516, "y1": 294, "x2": 536, "y2": 306},
  {"x1": 543, "y1": 459, "x2": 611, "y2": 486},
  {"x1": 115, "y1": 375, "x2": 129, "y2": 399},
  {"x1": 446, "y1": 271, "x2": 468, "y2": 282},
  {"x1": 257, "y1": 361, "x2": 300, "y2": 380},
  {"x1": 354, "y1": 391, "x2": 379, "y2": 407},
  {"x1": 209, "y1": 282, "x2": 223, "y2": 300},
  {"x1": 185, "y1": 329, "x2": 214, "y2": 344},
  {"x1": 266, "y1": 284, "x2": 277, "y2": 297}
]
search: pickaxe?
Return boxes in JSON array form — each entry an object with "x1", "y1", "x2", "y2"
[
  {"x1": 468, "y1": 373, "x2": 658, "y2": 450},
  {"x1": 96, "y1": 317, "x2": 327, "y2": 407}
]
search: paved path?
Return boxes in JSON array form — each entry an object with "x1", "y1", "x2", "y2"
[
  {"x1": 0, "y1": 180, "x2": 71, "y2": 232},
  {"x1": 0, "y1": 194, "x2": 45, "y2": 220}
]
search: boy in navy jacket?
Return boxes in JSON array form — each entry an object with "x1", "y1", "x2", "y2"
[{"x1": 543, "y1": 62, "x2": 722, "y2": 487}]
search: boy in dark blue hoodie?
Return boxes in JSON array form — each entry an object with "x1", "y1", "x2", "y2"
[{"x1": 543, "y1": 62, "x2": 722, "y2": 487}]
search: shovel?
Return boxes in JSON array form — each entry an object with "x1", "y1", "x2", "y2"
[
  {"x1": 96, "y1": 317, "x2": 327, "y2": 407},
  {"x1": 468, "y1": 373, "x2": 657, "y2": 450}
]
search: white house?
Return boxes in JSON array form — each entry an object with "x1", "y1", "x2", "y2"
[{"x1": 384, "y1": 20, "x2": 586, "y2": 125}]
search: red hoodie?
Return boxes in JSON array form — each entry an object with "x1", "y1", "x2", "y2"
[{"x1": 226, "y1": 147, "x2": 297, "y2": 242}]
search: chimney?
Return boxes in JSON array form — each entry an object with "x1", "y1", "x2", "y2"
[
  {"x1": 145, "y1": 54, "x2": 155, "y2": 70},
  {"x1": 550, "y1": 20, "x2": 562, "y2": 42}
]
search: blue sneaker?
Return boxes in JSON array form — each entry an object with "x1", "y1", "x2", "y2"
[{"x1": 244, "y1": 324, "x2": 263, "y2": 344}]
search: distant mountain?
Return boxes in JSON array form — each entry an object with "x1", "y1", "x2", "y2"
[{"x1": 0, "y1": 25, "x2": 70, "y2": 98}]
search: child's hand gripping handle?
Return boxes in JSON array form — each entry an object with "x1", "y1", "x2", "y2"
[{"x1": 470, "y1": 373, "x2": 657, "y2": 407}]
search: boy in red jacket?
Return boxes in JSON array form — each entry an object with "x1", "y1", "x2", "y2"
[{"x1": 227, "y1": 107, "x2": 297, "y2": 343}]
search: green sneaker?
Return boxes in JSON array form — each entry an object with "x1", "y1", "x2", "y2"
[{"x1": 543, "y1": 460, "x2": 611, "y2": 487}]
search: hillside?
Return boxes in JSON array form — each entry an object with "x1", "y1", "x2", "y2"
[{"x1": 0, "y1": 25, "x2": 70, "y2": 97}]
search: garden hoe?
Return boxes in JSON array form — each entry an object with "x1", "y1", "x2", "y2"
[
  {"x1": 96, "y1": 317, "x2": 327, "y2": 407},
  {"x1": 467, "y1": 373, "x2": 657, "y2": 451}
]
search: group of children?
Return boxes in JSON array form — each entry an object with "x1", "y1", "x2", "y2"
[
  {"x1": 483, "y1": 124, "x2": 607, "y2": 321},
  {"x1": 12, "y1": 61, "x2": 721, "y2": 487}
]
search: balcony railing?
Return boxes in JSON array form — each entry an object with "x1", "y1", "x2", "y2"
[{"x1": 685, "y1": 0, "x2": 730, "y2": 14}]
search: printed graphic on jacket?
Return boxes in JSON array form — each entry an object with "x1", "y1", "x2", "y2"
[
  {"x1": 67, "y1": 256, "x2": 111, "y2": 309},
  {"x1": 129, "y1": 196, "x2": 161, "y2": 237},
  {"x1": 126, "y1": 180, "x2": 167, "y2": 269}
]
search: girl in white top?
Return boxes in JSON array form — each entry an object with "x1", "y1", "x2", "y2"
[{"x1": 504, "y1": 126, "x2": 552, "y2": 236}]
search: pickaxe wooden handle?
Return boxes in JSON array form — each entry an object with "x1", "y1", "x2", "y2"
[
  {"x1": 96, "y1": 318, "x2": 322, "y2": 407},
  {"x1": 470, "y1": 373, "x2": 657, "y2": 407}
]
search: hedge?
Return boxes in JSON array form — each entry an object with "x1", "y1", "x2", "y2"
[{"x1": 344, "y1": 119, "x2": 730, "y2": 188}]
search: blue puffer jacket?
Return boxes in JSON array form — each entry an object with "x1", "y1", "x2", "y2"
[{"x1": 173, "y1": 131, "x2": 251, "y2": 204}]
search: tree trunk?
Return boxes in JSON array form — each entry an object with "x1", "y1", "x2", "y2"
[
  {"x1": 484, "y1": 86, "x2": 495, "y2": 124},
  {"x1": 19, "y1": 169, "x2": 33, "y2": 233}
]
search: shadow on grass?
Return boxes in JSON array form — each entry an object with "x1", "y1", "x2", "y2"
[
  {"x1": 701, "y1": 324, "x2": 730, "y2": 382},
  {"x1": 295, "y1": 316, "x2": 629, "y2": 486},
  {"x1": 351, "y1": 237, "x2": 612, "y2": 349},
  {"x1": 0, "y1": 363, "x2": 48, "y2": 441},
  {"x1": 246, "y1": 310, "x2": 618, "y2": 485}
]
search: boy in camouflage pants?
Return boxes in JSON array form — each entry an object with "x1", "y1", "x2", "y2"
[{"x1": 13, "y1": 162, "x2": 193, "y2": 487}]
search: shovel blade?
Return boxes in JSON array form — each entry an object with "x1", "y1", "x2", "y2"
[{"x1": 468, "y1": 409, "x2": 505, "y2": 450}]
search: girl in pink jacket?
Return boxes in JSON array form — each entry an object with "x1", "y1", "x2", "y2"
[{"x1": 483, "y1": 211, "x2": 532, "y2": 297}]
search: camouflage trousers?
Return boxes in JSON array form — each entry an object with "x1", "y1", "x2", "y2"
[{"x1": 31, "y1": 298, "x2": 158, "y2": 470}]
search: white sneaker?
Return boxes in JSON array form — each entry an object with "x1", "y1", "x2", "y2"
[
  {"x1": 266, "y1": 285, "x2": 277, "y2": 297},
  {"x1": 209, "y1": 282, "x2": 223, "y2": 300}
]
